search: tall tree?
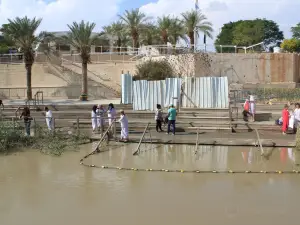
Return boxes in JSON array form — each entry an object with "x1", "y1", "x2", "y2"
[
  {"x1": 63, "y1": 21, "x2": 97, "y2": 101},
  {"x1": 119, "y1": 8, "x2": 148, "y2": 49},
  {"x1": 215, "y1": 19, "x2": 284, "y2": 52},
  {"x1": 291, "y1": 23, "x2": 300, "y2": 39},
  {"x1": 214, "y1": 21, "x2": 242, "y2": 52},
  {"x1": 140, "y1": 23, "x2": 160, "y2": 46},
  {"x1": 181, "y1": 9, "x2": 213, "y2": 49},
  {"x1": 103, "y1": 21, "x2": 125, "y2": 52},
  {"x1": 157, "y1": 16, "x2": 173, "y2": 45},
  {"x1": 1, "y1": 17, "x2": 42, "y2": 99},
  {"x1": 169, "y1": 18, "x2": 186, "y2": 46}
]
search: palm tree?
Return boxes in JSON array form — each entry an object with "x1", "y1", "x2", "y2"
[
  {"x1": 103, "y1": 21, "x2": 126, "y2": 53},
  {"x1": 169, "y1": 18, "x2": 186, "y2": 46},
  {"x1": 157, "y1": 16, "x2": 172, "y2": 45},
  {"x1": 119, "y1": 8, "x2": 148, "y2": 49},
  {"x1": 140, "y1": 23, "x2": 160, "y2": 46},
  {"x1": 181, "y1": 10, "x2": 213, "y2": 50},
  {"x1": 63, "y1": 21, "x2": 97, "y2": 101},
  {"x1": 1, "y1": 16, "x2": 42, "y2": 100}
]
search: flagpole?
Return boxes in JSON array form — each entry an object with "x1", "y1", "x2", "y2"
[{"x1": 194, "y1": 0, "x2": 199, "y2": 53}]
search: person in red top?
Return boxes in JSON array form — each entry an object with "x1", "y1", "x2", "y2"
[
  {"x1": 282, "y1": 104, "x2": 290, "y2": 135},
  {"x1": 242, "y1": 99, "x2": 251, "y2": 121}
]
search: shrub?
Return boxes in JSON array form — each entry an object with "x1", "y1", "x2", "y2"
[
  {"x1": 0, "y1": 121, "x2": 89, "y2": 156},
  {"x1": 134, "y1": 59, "x2": 174, "y2": 81},
  {"x1": 280, "y1": 39, "x2": 300, "y2": 53}
]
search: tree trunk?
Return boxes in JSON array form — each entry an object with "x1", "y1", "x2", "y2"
[
  {"x1": 25, "y1": 64, "x2": 32, "y2": 100},
  {"x1": 189, "y1": 31, "x2": 194, "y2": 51},
  {"x1": 80, "y1": 62, "x2": 88, "y2": 101}
]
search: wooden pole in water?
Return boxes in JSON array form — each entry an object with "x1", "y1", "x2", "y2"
[
  {"x1": 255, "y1": 129, "x2": 264, "y2": 155},
  {"x1": 133, "y1": 123, "x2": 150, "y2": 156},
  {"x1": 195, "y1": 129, "x2": 199, "y2": 153},
  {"x1": 149, "y1": 126, "x2": 152, "y2": 145}
]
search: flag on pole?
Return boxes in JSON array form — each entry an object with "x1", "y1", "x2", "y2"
[{"x1": 195, "y1": 0, "x2": 199, "y2": 10}]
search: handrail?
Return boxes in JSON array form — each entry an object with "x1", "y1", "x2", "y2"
[
  {"x1": 80, "y1": 118, "x2": 116, "y2": 162},
  {"x1": 15, "y1": 106, "x2": 21, "y2": 118},
  {"x1": 133, "y1": 122, "x2": 150, "y2": 156},
  {"x1": 34, "y1": 91, "x2": 44, "y2": 107}
]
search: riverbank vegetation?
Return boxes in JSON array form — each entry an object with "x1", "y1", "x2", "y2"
[{"x1": 0, "y1": 121, "x2": 89, "y2": 156}]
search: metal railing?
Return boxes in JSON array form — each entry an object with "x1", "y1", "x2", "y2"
[
  {"x1": 34, "y1": 91, "x2": 44, "y2": 107},
  {"x1": 133, "y1": 122, "x2": 151, "y2": 155}
]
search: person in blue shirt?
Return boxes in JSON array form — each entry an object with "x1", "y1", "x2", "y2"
[{"x1": 167, "y1": 104, "x2": 177, "y2": 135}]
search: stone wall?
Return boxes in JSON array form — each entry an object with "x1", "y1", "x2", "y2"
[{"x1": 194, "y1": 53, "x2": 300, "y2": 84}]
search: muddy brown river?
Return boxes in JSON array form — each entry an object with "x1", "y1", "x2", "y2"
[{"x1": 1, "y1": 144, "x2": 300, "y2": 225}]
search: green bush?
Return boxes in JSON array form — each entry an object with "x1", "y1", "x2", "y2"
[
  {"x1": 134, "y1": 59, "x2": 174, "y2": 81},
  {"x1": 254, "y1": 88, "x2": 300, "y2": 101},
  {"x1": 0, "y1": 121, "x2": 89, "y2": 156}
]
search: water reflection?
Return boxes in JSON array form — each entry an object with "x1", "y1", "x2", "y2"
[
  {"x1": 87, "y1": 144, "x2": 300, "y2": 172},
  {"x1": 1, "y1": 145, "x2": 300, "y2": 225}
]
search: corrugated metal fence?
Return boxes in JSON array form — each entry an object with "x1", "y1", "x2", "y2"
[
  {"x1": 121, "y1": 75, "x2": 229, "y2": 110},
  {"x1": 182, "y1": 77, "x2": 229, "y2": 108}
]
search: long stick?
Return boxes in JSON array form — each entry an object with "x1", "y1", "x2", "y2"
[
  {"x1": 133, "y1": 123, "x2": 150, "y2": 156},
  {"x1": 195, "y1": 129, "x2": 199, "y2": 153},
  {"x1": 92, "y1": 119, "x2": 116, "y2": 153},
  {"x1": 255, "y1": 129, "x2": 264, "y2": 155}
]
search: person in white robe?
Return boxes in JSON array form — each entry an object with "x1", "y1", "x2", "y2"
[
  {"x1": 91, "y1": 105, "x2": 98, "y2": 133},
  {"x1": 294, "y1": 103, "x2": 300, "y2": 130},
  {"x1": 249, "y1": 95, "x2": 256, "y2": 122},
  {"x1": 107, "y1": 103, "x2": 117, "y2": 135},
  {"x1": 118, "y1": 110, "x2": 129, "y2": 142},
  {"x1": 44, "y1": 107, "x2": 53, "y2": 131},
  {"x1": 96, "y1": 104, "x2": 106, "y2": 132}
]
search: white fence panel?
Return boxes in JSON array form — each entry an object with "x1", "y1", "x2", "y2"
[
  {"x1": 133, "y1": 80, "x2": 148, "y2": 110},
  {"x1": 164, "y1": 78, "x2": 181, "y2": 107},
  {"x1": 121, "y1": 74, "x2": 133, "y2": 104},
  {"x1": 183, "y1": 77, "x2": 229, "y2": 108},
  {"x1": 147, "y1": 80, "x2": 165, "y2": 111}
]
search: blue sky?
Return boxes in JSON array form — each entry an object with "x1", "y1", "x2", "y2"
[{"x1": 0, "y1": 0, "x2": 299, "y2": 44}]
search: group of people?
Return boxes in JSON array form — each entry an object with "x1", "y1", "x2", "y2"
[
  {"x1": 155, "y1": 104, "x2": 177, "y2": 135},
  {"x1": 18, "y1": 106, "x2": 53, "y2": 136},
  {"x1": 280, "y1": 103, "x2": 300, "y2": 135},
  {"x1": 90, "y1": 103, "x2": 129, "y2": 142}
]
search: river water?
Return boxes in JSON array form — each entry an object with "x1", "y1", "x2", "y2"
[{"x1": 1, "y1": 144, "x2": 300, "y2": 225}]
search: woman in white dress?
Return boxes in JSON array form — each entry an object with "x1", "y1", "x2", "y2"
[
  {"x1": 107, "y1": 103, "x2": 117, "y2": 134},
  {"x1": 118, "y1": 110, "x2": 129, "y2": 142},
  {"x1": 91, "y1": 105, "x2": 98, "y2": 133},
  {"x1": 96, "y1": 104, "x2": 106, "y2": 132},
  {"x1": 294, "y1": 103, "x2": 300, "y2": 129},
  {"x1": 44, "y1": 107, "x2": 53, "y2": 131}
]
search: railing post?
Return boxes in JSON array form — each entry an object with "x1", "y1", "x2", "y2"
[
  {"x1": 12, "y1": 117, "x2": 15, "y2": 130},
  {"x1": 53, "y1": 118, "x2": 56, "y2": 134},
  {"x1": 114, "y1": 119, "x2": 116, "y2": 140},
  {"x1": 76, "y1": 117, "x2": 80, "y2": 136},
  {"x1": 33, "y1": 118, "x2": 36, "y2": 137}
]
